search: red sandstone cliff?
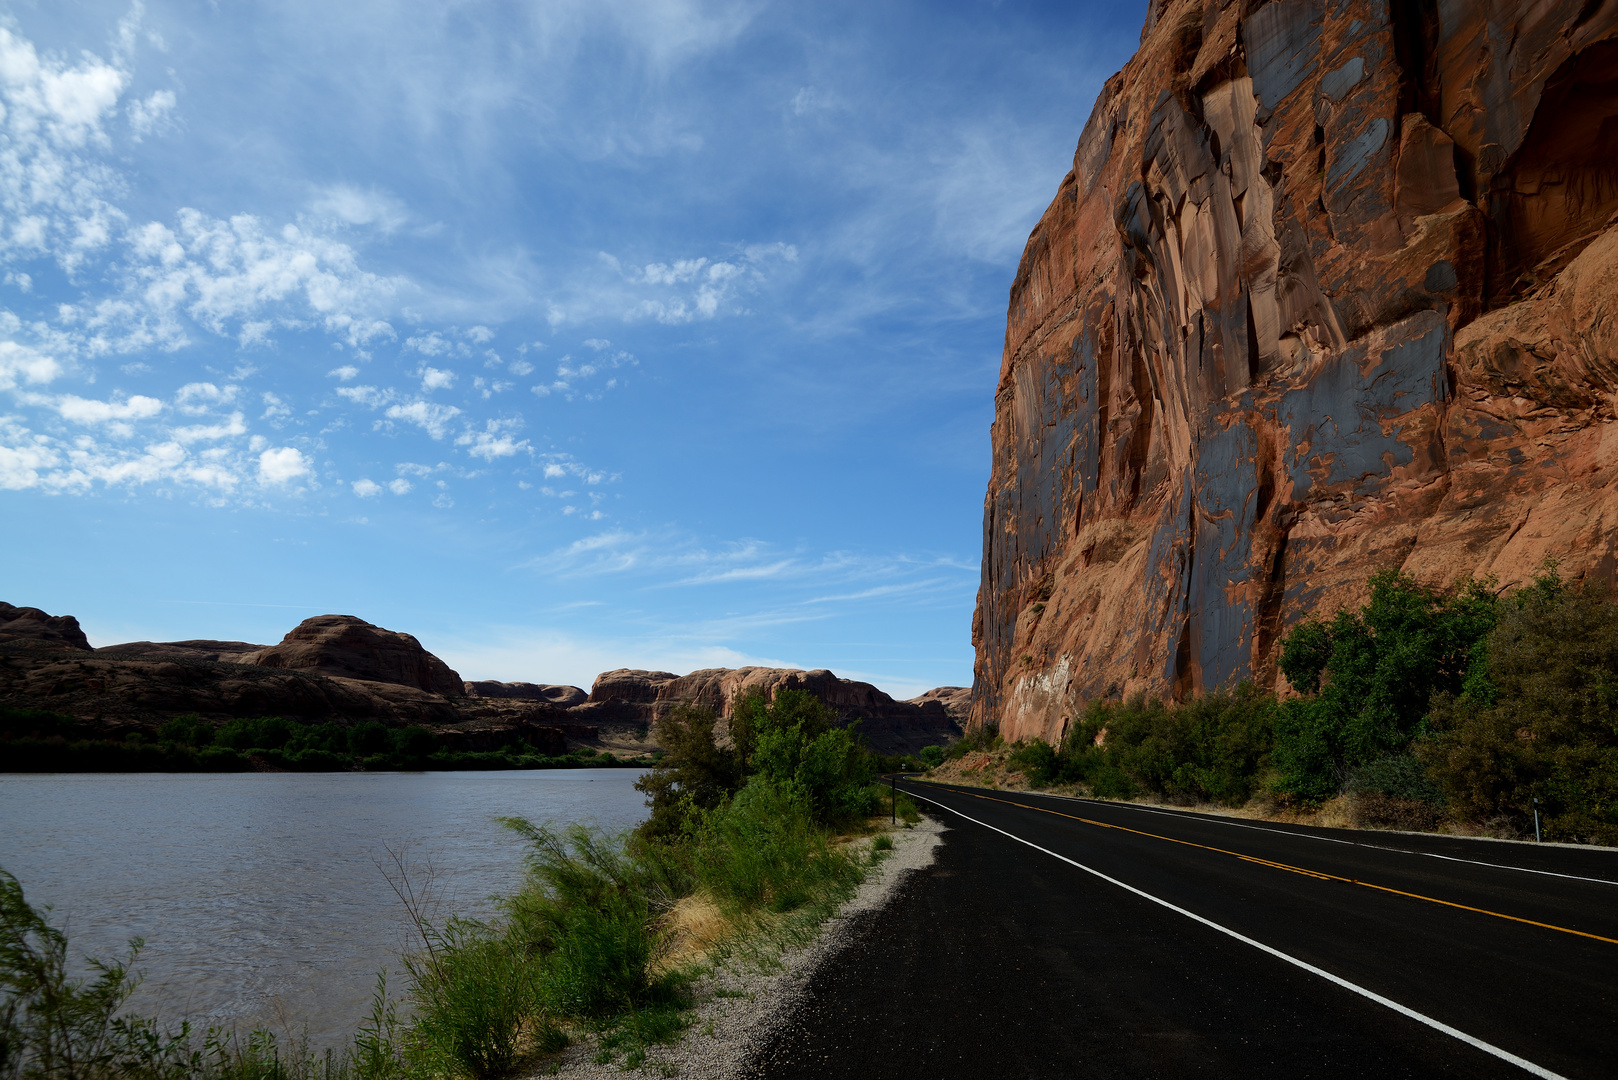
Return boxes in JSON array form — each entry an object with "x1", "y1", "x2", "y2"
[{"x1": 972, "y1": 0, "x2": 1618, "y2": 741}]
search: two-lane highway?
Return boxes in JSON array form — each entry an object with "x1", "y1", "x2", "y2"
[{"x1": 743, "y1": 781, "x2": 1617, "y2": 1079}]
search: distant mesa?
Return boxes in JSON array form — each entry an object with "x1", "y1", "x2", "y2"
[
  {"x1": 96, "y1": 640, "x2": 268, "y2": 663},
  {"x1": 244, "y1": 614, "x2": 465, "y2": 697},
  {"x1": 0, "y1": 602, "x2": 964, "y2": 757},
  {"x1": 905, "y1": 685, "x2": 971, "y2": 723},
  {"x1": 0, "y1": 602, "x2": 92, "y2": 652},
  {"x1": 463, "y1": 681, "x2": 588, "y2": 707},
  {"x1": 576, "y1": 666, "x2": 964, "y2": 754}
]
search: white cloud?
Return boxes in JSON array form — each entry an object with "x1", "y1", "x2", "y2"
[
  {"x1": 336, "y1": 384, "x2": 391, "y2": 407},
  {"x1": 420, "y1": 366, "x2": 455, "y2": 391},
  {"x1": 0, "y1": 25, "x2": 129, "y2": 270},
  {"x1": 384, "y1": 399, "x2": 461, "y2": 439},
  {"x1": 0, "y1": 341, "x2": 62, "y2": 390},
  {"x1": 352, "y1": 477, "x2": 382, "y2": 497},
  {"x1": 171, "y1": 411, "x2": 246, "y2": 443},
  {"x1": 790, "y1": 85, "x2": 839, "y2": 116},
  {"x1": 388, "y1": 477, "x2": 412, "y2": 494},
  {"x1": 52, "y1": 393, "x2": 163, "y2": 425},
  {"x1": 126, "y1": 89, "x2": 175, "y2": 139},
  {"x1": 257, "y1": 445, "x2": 309, "y2": 484},
  {"x1": 261, "y1": 391, "x2": 291, "y2": 421},
  {"x1": 307, "y1": 184, "x2": 409, "y2": 233},
  {"x1": 328, "y1": 365, "x2": 360, "y2": 380},
  {"x1": 175, "y1": 381, "x2": 237, "y2": 414},
  {"x1": 111, "y1": 209, "x2": 405, "y2": 350},
  {"x1": 456, "y1": 418, "x2": 529, "y2": 460}
]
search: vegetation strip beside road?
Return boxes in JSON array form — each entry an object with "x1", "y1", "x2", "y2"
[
  {"x1": 1015, "y1": 794, "x2": 1618, "y2": 885},
  {"x1": 901, "y1": 782, "x2": 1578, "y2": 1080},
  {"x1": 925, "y1": 783, "x2": 1618, "y2": 946}
]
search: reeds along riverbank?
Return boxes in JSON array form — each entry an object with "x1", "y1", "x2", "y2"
[{"x1": 0, "y1": 778, "x2": 924, "y2": 1080}]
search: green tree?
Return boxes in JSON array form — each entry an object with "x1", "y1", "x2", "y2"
[
  {"x1": 633, "y1": 705, "x2": 740, "y2": 837},
  {"x1": 1420, "y1": 568, "x2": 1618, "y2": 843},
  {"x1": 1273, "y1": 570, "x2": 1497, "y2": 800}
]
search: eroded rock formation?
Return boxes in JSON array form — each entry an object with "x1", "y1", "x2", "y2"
[
  {"x1": 245, "y1": 615, "x2": 465, "y2": 697},
  {"x1": 0, "y1": 603, "x2": 92, "y2": 651},
  {"x1": 1, "y1": 604, "x2": 961, "y2": 756},
  {"x1": 464, "y1": 680, "x2": 589, "y2": 707},
  {"x1": 973, "y1": 0, "x2": 1618, "y2": 742},
  {"x1": 581, "y1": 667, "x2": 963, "y2": 756}
]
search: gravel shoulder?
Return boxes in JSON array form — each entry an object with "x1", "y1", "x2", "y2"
[{"x1": 534, "y1": 815, "x2": 947, "y2": 1078}]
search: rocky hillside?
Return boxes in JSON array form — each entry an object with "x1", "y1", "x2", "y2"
[
  {"x1": 573, "y1": 667, "x2": 967, "y2": 753},
  {"x1": 0, "y1": 605, "x2": 961, "y2": 756},
  {"x1": 973, "y1": 0, "x2": 1618, "y2": 740}
]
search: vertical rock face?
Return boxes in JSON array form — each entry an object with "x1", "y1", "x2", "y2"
[{"x1": 973, "y1": 0, "x2": 1618, "y2": 741}]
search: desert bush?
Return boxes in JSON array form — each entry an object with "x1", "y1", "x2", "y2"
[
  {"x1": 1049, "y1": 683, "x2": 1275, "y2": 806},
  {"x1": 945, "y1": 725, "x2": 999, "y2": 761},
  {"x1": 691, "y1": 780, "x2": 859, "y2": 917},
  {"x1": 1344, "y1": 753, "x2": 1443, "y2": 804},
  {"x1": 918, "y1": 745, "x2": 945, "y2": 769},
  {"x1": 1419, "y1": 568, "x2": 1618, "y2": 844}
]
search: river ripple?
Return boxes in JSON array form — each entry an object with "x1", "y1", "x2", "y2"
[{"x1": 0, "y1": 770, "x2": 649, "y2": 1047}]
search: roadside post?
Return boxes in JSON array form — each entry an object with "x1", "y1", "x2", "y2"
[
  {"x1": 1533, "y1": 797, "x2": 1542, "y2": 843},
  {"x1": 891, "y1": 775, "x2": 896, "y2": 824}
]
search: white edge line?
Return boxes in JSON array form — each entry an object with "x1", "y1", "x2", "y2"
[
  {"x1": 904, "y1": 786, "x2": 1570, "y2": 1080},
  {"x1": 978, "y1": 785, "x2": 1618, "y2": 888}
]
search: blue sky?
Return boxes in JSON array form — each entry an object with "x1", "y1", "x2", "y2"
[{"x1": 0, "y1": 0, "x2": 1140, "y2": 697}]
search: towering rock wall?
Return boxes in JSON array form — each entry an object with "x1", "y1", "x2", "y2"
[{"x1": 973, "y1": 0, "x2": 1618, "y2": 741}]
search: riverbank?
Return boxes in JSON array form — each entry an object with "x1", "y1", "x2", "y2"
[
  {"x1": 536, "y1": 814, "x2": 946, "y2": 1079},
  {"x1": 1, "y1": 708, "x2": 657, "y2": 772}
]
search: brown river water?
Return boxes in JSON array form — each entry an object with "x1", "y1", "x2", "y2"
[{"x1": 0, "y1": 770, "x2": 649, "y2": 1048}]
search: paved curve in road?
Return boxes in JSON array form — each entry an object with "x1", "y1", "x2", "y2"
[{"x1": 742, "y1": 781, "x2": 1617, "y2": 1079}]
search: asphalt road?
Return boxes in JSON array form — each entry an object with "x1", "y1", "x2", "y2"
[{"x1": 742, "y1": 781, "x2": 1618, "y2": 1079}]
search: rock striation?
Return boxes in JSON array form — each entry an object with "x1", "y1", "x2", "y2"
[{"x1": 973, "y1": 0, "x2": 1618, "y2": 742}]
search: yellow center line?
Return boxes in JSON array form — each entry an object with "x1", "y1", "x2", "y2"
[{"x1": 932, "y1": 784, "x2": 1618, "y2": 947}]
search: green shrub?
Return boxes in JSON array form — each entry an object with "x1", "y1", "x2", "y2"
[
  {"x1": 1344, "y1": 753, "x2": 1443, "y2": 804},
  {"x1": 634, "y1": 705, "x2": 741, "y2": 837},
  {"x1": 692, "y1": 779, "x2": 858, "y2": 916},
  {"x1": 1419, "y1": 569, "x2": 1618, "y2": 843},
  {"x1": 216, "y1": 717, "x2": 294, "y2": 752},
  {"x1": 1052, "y1": 683, "x2": 1275, "y2": 806},
  {"x1": 1009, "y1": 739, "x2": 1060, "y2": 787},
  {"x1": 918, "y1": 745, "x2": 945, "y2": 769},
  {"x1": 348, "y1": 722, "x2": 393, "y2": 758},
  {"x1": 401, "y1": 918, "x2": 539, "y2": 1080},
  {"x1": 1272, "y1": 570, "x2": 1497, "y2": 800},
  {"x1": 945, "y1": 725, "x2": 999, "y2": 761},
  {"x1": 157, "y1": 714, "x2": 215, "y2": 747}
]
